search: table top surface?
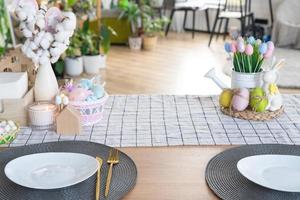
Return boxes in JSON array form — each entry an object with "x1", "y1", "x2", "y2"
[
  {"x1": 119, "y1": 146, "x2": 231, "y2": 200},
  {"x1": 0, "y1": 145, "x2": 230, "y2": 200}
]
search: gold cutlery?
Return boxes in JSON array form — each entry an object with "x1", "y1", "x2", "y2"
[
  {"x1": 105, "y1": 149, "x2": 119, "y2": 197},
  {"x1": 96, "y1": 157, "x2": 103, "y2": 200}
]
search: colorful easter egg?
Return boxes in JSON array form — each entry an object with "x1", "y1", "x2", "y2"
[
  {"x1": 247, "y1": 36, "x2": 255, "y2": 45},
  {"x1": 245, "y1": 44, "x2": 253, "y2": 56},
  {"x1": 250, "y1": 87, "x2": 268, "y2": 112},
  {"x1": 259, "y1": 43, "x2": 268, "y2": 54},
  {"x1": 55, "y1": 95, "x2": 62, "y2": 105},
  {"x1": 68, "y1": 88, "x2": 92, "y2": 101},
  {"x1": 224, "y1": 42, "x2": 231, "y2": 53},
  {"x1": 263, "y1": 48, "x2": 273, "y2": 59},
  {"x1": 219, "y1": 89, "x2": 233, "y2": 108},
  {"x1": 91, "y1": 85, "x2": 105, "y2": 99},
  {"x1": 237, "y1": 41, "x2": 245, "y2": 52},
  {"x1": 231, "y1": 88, "x2": 249, "y2": 111},
  {"x1": 230, "y1": 42, "x2": 237, "y2": 53}
]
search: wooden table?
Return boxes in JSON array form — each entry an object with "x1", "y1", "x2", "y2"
[
  {"x1": 0, "y1": 145, "x2": 233, "y2": 199},
  {"x1": 120, "y1": 146, "x2": 232, "y2": 200}
]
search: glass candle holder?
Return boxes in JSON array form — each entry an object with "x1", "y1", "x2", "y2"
[{"x1": 28, "y1": 102, "x2": 57, "y2": 127}]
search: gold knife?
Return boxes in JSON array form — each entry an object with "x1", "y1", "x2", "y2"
[{"x1": 96, "y1": 157, "x2": 103, "y2": 200}]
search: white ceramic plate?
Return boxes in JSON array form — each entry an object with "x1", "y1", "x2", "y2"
[
  {"x1": 4, "y1": 152, "x2": 99, "y2": 189},
  {"x1": 237, "y1": 154, "x2": 300, "y2": 192}
]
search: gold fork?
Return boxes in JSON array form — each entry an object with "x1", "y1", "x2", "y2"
[
  {"x1": 105, "y1": 149, "x2": 119, "y2": 197},
  {"x1": 96, "y1": 157, "x2": 103, "y2": 200}
]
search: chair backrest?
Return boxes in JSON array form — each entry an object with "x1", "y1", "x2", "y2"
[
  {"x1": 163, "y1": 0, "x2": 176, "y2": 10},
  {"x1": 218, "y1": 0, "x2": 250, "y2": 16}
]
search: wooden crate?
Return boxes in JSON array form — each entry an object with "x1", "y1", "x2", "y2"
[
  {"x1": 0, "y1": 48, "x2": 36, "y2": 87},
  {"x1": 0, "y1": 88, "x2": 34, "y2": 126}
]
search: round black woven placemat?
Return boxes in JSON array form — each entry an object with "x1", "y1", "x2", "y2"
[
  {"x1": 205, "y1": 144, "x2": 300, "y2": 200},
  {"x1": 0, "y1": 141, "x2": 137, "y2": 200}
]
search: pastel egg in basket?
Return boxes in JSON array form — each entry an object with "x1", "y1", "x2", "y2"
[{"x1": 0, "y1": 120, "x2": 20, "y2": 145}]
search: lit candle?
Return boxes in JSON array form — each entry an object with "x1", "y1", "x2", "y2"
[{"x1": 28, "y1": 103, "x2": 57, "y2": 127}]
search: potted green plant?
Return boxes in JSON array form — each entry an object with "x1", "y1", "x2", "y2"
[
  {"x1": 64, "y1": 30, "x2": 83, "y2": 76},
  {"x1": 142, "y1": 16, "x2": 169, "y2": 50},
  {"x1": 119, "y1": 0, "x2": 142, "y2": 50},
  {"x1": 80, "y1": 19, "x2": 114, "y2": 74}
]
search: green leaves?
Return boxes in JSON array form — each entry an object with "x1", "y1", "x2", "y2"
[
  {"x1": 53, "y1": 59, "x2": 65, "y2": 77},
  {"x1": 233, "y1": 43, "x2": 264, "y2": 73},
  {"x1": 118, "y1": 1, "x2": 141, "y2": 36},
  {"x1": 143, "y1": 16, "x2": 169, "y2": 36},
  {"x1": 67, "y1": 0, "x2": 77, "y2": 7}
]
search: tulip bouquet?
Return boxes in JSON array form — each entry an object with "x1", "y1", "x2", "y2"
[{"x1": 224, "y1": 36, "x2": 274, "y2": 73}]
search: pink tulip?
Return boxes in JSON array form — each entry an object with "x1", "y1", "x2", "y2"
[
  {"x1": 245, "y1": 44, "x2": 253, "y2": 55},
  {"x1": 264, "y1": 48, "x2": 273, "y2": 59},
  {"x1": 230, "y1": 42, "x2": 237, "y2": 53}
]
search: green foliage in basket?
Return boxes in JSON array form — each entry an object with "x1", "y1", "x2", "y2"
[
  {"x1": 224, "y1": 36, "x2": 275, "y2": 73},
  {"x1": 142, "y1": 15, "x2": 169, "y2": 37}
]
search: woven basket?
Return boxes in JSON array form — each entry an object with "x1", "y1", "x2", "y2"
[
  {"x1": 221, "y1": 106, "x2": 284, "y2": 121},
  {"x1": 0, "y1": 122, "x2": 20, "y2": 145},
  {"x1": 69, "y1": 94, "x2": 108, "y2": 126}
]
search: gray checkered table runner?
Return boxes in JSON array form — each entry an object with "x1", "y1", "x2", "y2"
[{"x1": 8, "y1": 95, "x2": 300, "y2": 147}]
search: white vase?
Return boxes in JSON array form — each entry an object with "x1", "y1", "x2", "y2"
[
  {"x1": 34, "y1": 61, "x2": 59, "y2": 101},
  {"x1": 64, "y1": 57, "x2": 83, "y2": 76},
  {"x1": 128, "y1": 37, "x2": 142, "y2": 50},
  {"x1": 83, "y1": 55, "x2": 106, "y2": 74},
  {"x1": 231, "y1": 70, "x2": 262, "y2": 89}
]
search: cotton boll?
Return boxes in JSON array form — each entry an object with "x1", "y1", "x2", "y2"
[
  {"x1": 36, "y1": 49, "x2": 43, "y2": 57},
  {"x1": 26, "y1": 14, "x2": 36, "y2": 24},
  {"x1": 22, "y1": 28, "x2": 33, "y2": 38},
  {"x1": 34, "y1": 31, "x2": 45, "y2": 46},
  {"x1": 50, "y1": 55, "x2": 60, "y2": 63},
  {"x1": 26, "y1": 21, "x2": 36, "y2": 32},
  {"x1": 36, "y1": 17, "x2": 45, "y2": 29},
  {"x1": 50, "y1": 47, "x2": 61, "y2": 57},
  {"x1": 40, "y1": 38, "x2": 51, "y2": 49},
  {"x1": 55, "y1": 23, "x2": 64, "y2": 32},
  {"x1": 30, "y1": 41, "x2": 38, "y2": 50},
  {"x1": 44, "y1": 32, "x2": 54, "y2": 42},
  {"x1": 15, "y1": 9, "x2": 27, "y2": 21},
  {"x1": 62, "y1": 12, "x2": 76, "y2": 31},
  {"x1": 52, "y1": 42, "x2": 68, "y2": 53},
  {"x1": 54, "y1": 31, "x2": 69, "y2": 43},
  {"x1": 64, "y1": 38, "x2": 70, "y2": 46},
  {"x1": 41, "y1": 50, "x2": 50, "y2": 58}
]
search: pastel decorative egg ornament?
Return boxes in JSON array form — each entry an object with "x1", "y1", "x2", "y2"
[
  {"x1": 219, "y1": 89, "x2": 233, "y2": 108},
  {"x1": 250, "y1": 87, "x2": 269, "y2": 112},
  {"x1": 231, "y1": 88, "x2": 249, "y2": 111},
  {"x1": 0, "y1": 120, "x2": 19, "y2": 145}
]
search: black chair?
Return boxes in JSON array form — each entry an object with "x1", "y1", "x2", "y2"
[
  {"x1": 208, "y1": 0, "x2": 254, "y2": 46},
  {"x1": 164, "y1": 0, "x2": 210, "y2": 38}
]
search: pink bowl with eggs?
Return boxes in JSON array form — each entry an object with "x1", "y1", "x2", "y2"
[{"x1": 69, "y1": 93, "x2": 109, "y2": 126}]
